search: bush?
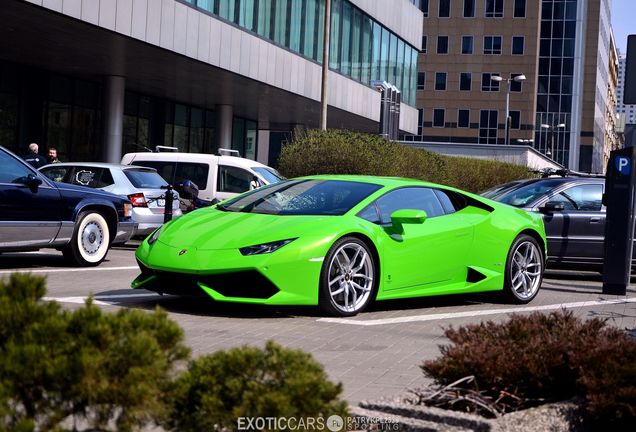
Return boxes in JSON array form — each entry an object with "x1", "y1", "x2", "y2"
[
  {"x1": 277, "y1": 129, "x2": 532, "y2": 193},
  {"x1": 0, "y1": 273, "x2": 190, "y2": 431},
  {"x1": 0, "y1": 274, "x2": 347, "y2": 431},
  {"x1": 421, "y1": 310, "x2": 636, "y2": 428},
  {"x1": 164, "y1": 341, "x2": 348, "y2": 431}
]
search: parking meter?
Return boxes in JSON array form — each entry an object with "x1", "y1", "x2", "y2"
[{"x1": 602, "y1": 147, "x2": 636, "y2": 295}]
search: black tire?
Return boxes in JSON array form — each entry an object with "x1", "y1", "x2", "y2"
[
  {"x1": 503, "y1": 234, "x2": 544, "y2": 303},
  {"x1": 319, "y1": 236, "x2": 378, "y2": 317},
  {"x1": 62, "y1": 211, "x2": 111, "y2": 267}
]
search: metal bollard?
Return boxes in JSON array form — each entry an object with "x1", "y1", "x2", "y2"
[{"x1": 164, "y1": 184, "x2": 174, "y2": 223}]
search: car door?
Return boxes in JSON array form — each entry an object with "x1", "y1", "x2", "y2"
[
  {"x1": 0, "y1": 149, "x2": 62, "y2": 248},
  {"x1": 536, "y1": 182, "x2": 605, "y2": 262},
  {"x1": 361, "y1": 187, "x2": 473, "y2": 291}
]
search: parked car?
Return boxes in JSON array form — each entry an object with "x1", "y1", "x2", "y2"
[
  {"x1": 482, "y1": 175, "x2": 610, "y2": 267},
  {"x1": 133, "y1": 175, "x2": 547, "y2": 316},
  {"x1": 120, "y1": 151, "x2": 284, "y2": 204},
  {"x1": 0, "y1": 146, "x2": 135, "y2": 266},
  {"x1": 39, "y1": 163, "x2": 182, "y2": 238}
]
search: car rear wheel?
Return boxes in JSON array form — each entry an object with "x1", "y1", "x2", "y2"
[
  {"x1": 62, "y1": 211, "x2": 110, "y2": 267},
  {"x1": 319, "y1": 237, "x2": 377, "y2": 317},
  {"x1": 504, "y1": 235, "x2": 544, "y2": 303}
]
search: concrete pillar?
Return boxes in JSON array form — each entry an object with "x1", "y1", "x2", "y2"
[
  {"x1": 102, "y1": 76, "x2": 126, "y2": 163},
  {"x1": 216, "y1": 105, "x2": 233, "y2": 150}
]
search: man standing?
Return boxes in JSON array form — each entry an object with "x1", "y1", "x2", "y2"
[
  {"x1": 23, "y1": 143, "x2": 47, "y2": 168},
  {"x1": 47, "y1": 147, "x2": 60, "y2": 164}
]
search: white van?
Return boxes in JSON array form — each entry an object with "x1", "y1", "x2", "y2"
[{"x1": 120, "y1": 151, "x2": 284, "y2": 203}]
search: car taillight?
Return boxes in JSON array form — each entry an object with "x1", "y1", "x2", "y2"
[{"x1": 128, "y1": 193, "x2": 147, "y2": 207}]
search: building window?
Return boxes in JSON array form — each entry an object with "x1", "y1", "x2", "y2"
[
  {"x1": 437, "y1": 36, "x2": 449, "y2": 54},
  {"x1": 421, "y1": 0, "x2": 429, "y2": 17},
  {"x1": 417, "y1": 72, "x2": 426, "y2": 90},
  {"x1": 435, "y1": 72, "x2": 447, "y2": 90},
  {"x1": 485, "y1": 0, "x2": 503, "y2": 18},
  {"x1": 464, "y1": 0, "x2": 476, "y2": 17},
  {"x1": 484, "y1": 36, "x2": 502, "y2": 54},
  {"x1": 481, "y1": 73, "x2": 500, "y2": 91},
  {"x1": 514, "y1": 0, "x2": 526, "y2": 18},
  {"x1": 458, "y1": 109, "x2": 470, "y2": 128},
  {"x1": 461, "y1": 36, "x2": 473, "y2": 54},
  {"x1": 510, "y1": 111, "x2": 521, "y2": 129},
  {"x1": 511, "y1": 73, "x2": 524, "y2": 92},
  {"x1": 479, "y1": 109, "x2": 498, "y2": 144},
  {"x1": 421, "y1": 35, "x2": 427, "y2": 53},
  {"x1": 460, "y1": 72, "x2": 472, "y2": 91},
  {"x1": 512, "y1": 36, "x2": 524, "y2": 55},
  {"x1": 439, "y1": 0, "x2": 451, "y2": 18},
  {"x1": 433, "y1": 109, "x2": 445, "y2": 127},
  {"x1": 417, "y1": 108, "x2": 424, "y2": 136}
]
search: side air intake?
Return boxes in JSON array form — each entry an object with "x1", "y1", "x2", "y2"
[{"x1": 466, "y1": 267, "x2": 487, "y2": 283}]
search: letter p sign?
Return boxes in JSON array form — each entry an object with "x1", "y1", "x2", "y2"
[{"x1": 616, "y1": 156, "x2": 631, "y2": 176}]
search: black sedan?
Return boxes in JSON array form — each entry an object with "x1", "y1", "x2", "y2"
[
  {"x1": 0, "y1": 146, "x2": 136, "y2": 266},
  {"x1": 483, "y1": 175, "x2": 610, "y2": 267}
]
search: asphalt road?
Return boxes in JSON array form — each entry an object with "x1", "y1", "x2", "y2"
[{"x1": 1, "y1": 244, "x2": 635, "y2": 404}]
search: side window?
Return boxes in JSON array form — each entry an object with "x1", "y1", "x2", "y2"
[
  {"x1": 0, "y1": 151, "x2": 35, "y2": 183},
  {"x1": 357, "y1": 203, "x2": 381, "y2": 224},
  {"x1": 545, "y1": 184, "x2": 603, "y2": 211},
  {"x1": 217, "y1": 165, "x2": 253, "y2": 193},
  {"x1": 67, "y1": 167, "x2": 115, "y2": 188},
  {"x1": 374, "y1": 187, "x2": 446, "y2": 224},
  {"x1": 130, "y1": 161, "x2": 177, "y2": 184},
  {"x1": 175, "y1": 163, "x2": 209, "y2": 189},
  {"x1": 41, "y1": 166, "x2": 70, "y2": 183}
]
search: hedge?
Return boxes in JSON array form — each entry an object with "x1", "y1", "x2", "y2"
[{"x1": 277, "y1": 129, "x2": 533, "y2": 193}]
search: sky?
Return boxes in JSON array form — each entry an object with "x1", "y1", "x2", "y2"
[{"x1": 612, "y1": 0, "x2": 634, "y2": 54}]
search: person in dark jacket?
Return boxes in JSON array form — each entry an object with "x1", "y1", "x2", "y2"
[{"x1": 23, "y1": 143, "x2": 47, "y2": 168}]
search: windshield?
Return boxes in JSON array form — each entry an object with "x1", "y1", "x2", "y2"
[
  {"x1": 218, "y1": 179, "x2": 382, "y2": 215},
  {"x1": 123, "y1": 169, "x2": 168, "y2": 189},
  {"x1": 480, "y1": 180, "x2": 525, "y2": 199},
  {"x1": 252, "y1": 167, "x2": 285, "y2": 184},
  {"x1": 494, "y1": 179, "x2": 565, "y2": 207}
]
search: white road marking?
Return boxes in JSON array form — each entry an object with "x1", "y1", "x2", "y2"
[
  {"x1": 0, "y1": 266, "x2": 138, "y2": 275},
  {"x1": 43, "y1": 293, "x2": 161, "y2": 306},
  {"x1": 318, "y1": 297, "x2": 636, "y2": 326}
]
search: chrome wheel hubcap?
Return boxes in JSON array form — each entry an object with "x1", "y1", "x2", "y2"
[
  {"x1": 328, "y1": 243, "x2": 373, "y2": 313},
  {"x1": 511, "y1": 241, "x2": 542, "y2": 300},
  {"x1": 81, "y1": 221, "x2": 104, "y2": 255}
]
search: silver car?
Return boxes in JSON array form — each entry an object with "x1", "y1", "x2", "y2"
[{"x1": 40, "y1": 162, "x2": 182, "y2": 237}]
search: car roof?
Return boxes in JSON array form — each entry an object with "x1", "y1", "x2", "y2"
[
  {"x1": 122, "y1": 152, "x2": 271, "y2": 169},
  {"x1": 40, "y1": 162, "x2": 156, "y2": 171},
  {"x1": 300, "y1": 174, "x2": 438, "y2": 188}
]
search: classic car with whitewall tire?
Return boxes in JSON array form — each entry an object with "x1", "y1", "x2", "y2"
[{"x1": 0, "y1": 146, "x2": 136, "y2": 266}]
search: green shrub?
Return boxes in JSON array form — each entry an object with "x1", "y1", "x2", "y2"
[
  {"x1": 277, "y1": 129, "x2": 532, "y2": 193},
  {"x1": 164, "y1": 341, "x2": 348, "y2": 431},
  {"x1": 422, "y1": 310, "x2": 636, "y2": 427},
  {"x1": 0, "y1": 273, "x2": 190, "y2": 432}
]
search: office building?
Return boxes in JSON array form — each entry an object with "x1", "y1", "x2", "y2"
[
  {"x1": 414, "y1": 0, "x2": 620, "y2": 172},
  {"x1": 617, "y1": 52, "x2": 636, "y2": 124},
  {"x1": 0, "y1": 0, "x2": 421, "y2": 165}
]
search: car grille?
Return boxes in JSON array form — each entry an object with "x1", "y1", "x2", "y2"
[{"x1": 136, "y1": 260, "x2": 279, "y2": 299}]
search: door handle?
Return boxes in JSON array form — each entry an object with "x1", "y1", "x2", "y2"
[{"x1": 590, "y1": 217, "x2": 601, "y2": 223}]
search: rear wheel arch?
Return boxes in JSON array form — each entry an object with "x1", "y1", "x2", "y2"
[
  {"x1": 75, "y1": 204, "x2": 118, "y2": 242},
  {"x1": 519, "y1": 228, "x2": 546, "y2": 259}
]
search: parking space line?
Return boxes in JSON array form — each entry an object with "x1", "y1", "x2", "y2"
[
  {"x1": 318, "y1": 297, "x2": 636, "y2": 326},
  {"x1": 43, "y1": 293, "x2": 161, "y2": 306},
  {"x1": 0, "y1": 266, "x2": 138, "y2": 275}
]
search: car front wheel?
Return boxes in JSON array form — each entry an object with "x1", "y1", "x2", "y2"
[
  {"x1": 319, "y1": 237, "x2": 377, "y2": 317},
  {"x1": 504, "y1": 234, "x2": 544, "y2": 303},
  {"x1": 62, "y1": 211, "x2": 111, "y2": 267}
]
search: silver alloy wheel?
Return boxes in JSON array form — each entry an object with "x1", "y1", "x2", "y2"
[
  {"x1": 327, "y1": 242, "x2": 374, "y2": 313},
  {"x1": 81, "y1": 221, "x2": 104, "y2": 256},
  {"x1": 510, "y1": 240, "x2": 542, "y2": 300}
]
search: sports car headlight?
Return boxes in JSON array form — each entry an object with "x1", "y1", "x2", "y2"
[
  {"x1": 239, "y1": 238, "x2": 297, "y2": 256},
  {"x1": 147, "y1": 227, "x2": 162, "y2": 245}
]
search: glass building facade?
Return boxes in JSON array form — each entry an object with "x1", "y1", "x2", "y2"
[
  {"x1": 182, "y1": 0, "x2": 419, "y2": 105},
  {"x1": 535, "y1": 0, "x2": 578, "y2": 166}
]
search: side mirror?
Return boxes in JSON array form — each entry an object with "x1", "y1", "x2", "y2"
[
  {"x1": 540, "y1": 202, "x2": 565, "y2": 213},
  {"x1": 15, "y1": 174, "x2": 42, "y2": 192},
  {"x1": 390, "y1": 209, "x2": 427, "y2": 233}
]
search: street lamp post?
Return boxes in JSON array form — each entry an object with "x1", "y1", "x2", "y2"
[
  {"x1": 491, "y1": 74, "x2": 526, "y2": 146},
  {"x1": 541, "y1": 123, "x2": 566, "y2": 161}
]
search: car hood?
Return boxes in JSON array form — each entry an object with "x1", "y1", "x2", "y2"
[{"x1": 157, "y1": 208, "x2": 336, "y2": 250}]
